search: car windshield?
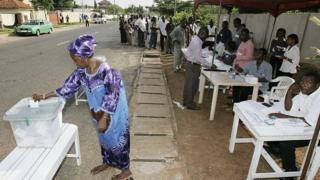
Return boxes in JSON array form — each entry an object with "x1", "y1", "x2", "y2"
[{"x1": 23, "y1": 21, "x2": 39, "y2": 25}]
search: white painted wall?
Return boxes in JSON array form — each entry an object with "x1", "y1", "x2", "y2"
[
  {"x1": 217, "y1": 13, "x2": 320, "y2": 60},
  {"x1": 32, "y1": 10, "x2": 48, "y2": 21},
  {"x1": 61, "y1": 11, "x2": 93, "y2": 23},
  {"x1": 0, "y1": 14, "x2": 15, "y2": 26}
]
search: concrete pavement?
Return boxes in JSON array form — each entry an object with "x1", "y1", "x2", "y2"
[{"x1": 130, "y1": 51, "x2": 188, "y2": 179}]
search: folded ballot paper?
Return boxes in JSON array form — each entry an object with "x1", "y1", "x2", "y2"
[
  {"x1": 238, "y1": 101, "x2": 313, "y2": 135},
  {"x1": 274, "y1": 118, "x2": 313, "y2": 134}
]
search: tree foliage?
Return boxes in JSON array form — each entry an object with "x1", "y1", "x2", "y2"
[
  {"x1": 94, "y1": 0, "x2": 97, "y2": 10},
  {"x1": 31, "y1": 0, "x2": 54, "y2": 10},
  {"x1": 106, "y1": 4, "x2": 124, "y2": 15},
  {"x1": 124, "y1": 5, "x2": 145, "y2": 15},
  {"x1": 152, "y1": 0, "x2": 193, "y2": 16},
  {"x1": 52, "y1": 0, "x2": 74, "y2": 10}
]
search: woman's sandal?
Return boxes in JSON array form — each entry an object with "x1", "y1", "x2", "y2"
[
  {"x1": 90, "y1": 164, "x2": 110, "y2": 175},
  {"x1": 111, "y1": 169, "x2": 133, "y2": 180}
]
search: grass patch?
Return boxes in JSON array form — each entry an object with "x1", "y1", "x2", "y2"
[
  {"x1": 53, "y1": 23, "x2": 81, "y2": 28},
  {"x1": 0, "y1": 28, "x2": 14, "y2": 34}
]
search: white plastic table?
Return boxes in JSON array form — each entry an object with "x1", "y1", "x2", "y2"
[
  {"x1": 198, "y1": 70, "x2": 261, "y2": 120},
  {"x1": 0, "y1": 123, "x2": 81, "y2": 180},
  {"x1": 229, "y1": 101, "x2": 314, "y2": 180}
]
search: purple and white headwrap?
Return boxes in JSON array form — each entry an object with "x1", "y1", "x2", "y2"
[{"x1": 68, "y1": 34, "x2": 97, "y2": 58}]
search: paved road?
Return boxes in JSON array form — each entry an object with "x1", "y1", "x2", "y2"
[{"x1": 0, "y1": 22, "x2": 142, "y2": 179}]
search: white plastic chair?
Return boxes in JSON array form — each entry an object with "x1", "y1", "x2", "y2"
[
  {"x1": 261, "y1": 76, "x2": 295, "y2": 102},
  {"x1": 75, "y1": 89, "x2": 87, "y2": 105}
]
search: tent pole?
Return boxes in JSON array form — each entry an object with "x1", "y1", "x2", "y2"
[
  {"x1": 262, "y1": 14, "x2": 271, "y2": 49},
  {"x1": 212, "y1": 0, "x2": 222, "y2": 66},
  {"x1": 300, "y1": 115, "x2": 320, "y2": 180},
  {"x1": 267, "y1": 16, "x2": 277, "y2": 52}
]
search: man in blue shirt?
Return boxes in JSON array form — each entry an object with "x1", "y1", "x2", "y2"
[
  {"x1": 217, "y1": 21, "x2": 232, "y2": 44},
  {"x1": 233, "y1": 48, "x2": 273, "y2": 102}
]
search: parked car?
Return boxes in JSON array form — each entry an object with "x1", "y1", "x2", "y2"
[
  {"x1": 15, "y1": 20, "x2": 53, "y2": 36},
  {"x1": 102, "y1": 15, "x2": 113, "y2": 23},
  {"x1": 93, "y1": 14, "x2": 103, "y2": 24}
]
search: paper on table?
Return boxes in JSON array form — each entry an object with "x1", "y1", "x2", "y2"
[
  {"x1": 204, "y1": 56, "x2": 232, "y2": 71},
  {"x1": 274, "y1": 118, "x2": 313, "y2": 134},
  {"x1": 275, "y1": 118, "x2": 309, "y2": 127}
]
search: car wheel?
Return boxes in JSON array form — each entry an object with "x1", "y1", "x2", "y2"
[
  {"x1": 36, "y1": 30, "x2": 40, "y2": 36},
  {"x1": 48, "y1": 28, "x2": 52, "y2": 34}
]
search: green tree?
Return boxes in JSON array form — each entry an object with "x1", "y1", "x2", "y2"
[
  {"x1": 172, "y1": 11, "x2": 190, "y2": 25},
  {"x1": 63, "y1": 0, "x2": 74, "y2": 9},
  {"x1": 124, "y1": 5, "x2": 145, "y2": 15},
  {"x1": 73, "y1": 1, "x2": 79, "y2": 8},
  {"x1": 107, "y1": 4, "x2": 124, "y2": 15},
  {"x1": 94, "y1": 0, "x2": 97, "y2": 10},
  {"x1": 153, "y1": 0, "x2": 193, "y2": 16},
  {"x1": 53, "y1": 0, "x2": 74, "y2": 10},
  {"x1": 31, "y1": 0, "x2": 54, "y2": 10}
]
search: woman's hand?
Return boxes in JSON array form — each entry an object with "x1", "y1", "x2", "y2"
[
  {"x1": 32, "y1": 94, "x2": 45, "y2": 102},
  {"x1": 98, "y1": 113, "x2": 110, "y2": 133},
  {"x1": 234, "y1": 64, "x2": 243, "y2": 73}
]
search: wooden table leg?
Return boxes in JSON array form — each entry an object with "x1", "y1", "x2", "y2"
[
  {"x1": 247, "y1": 140, "x2": 264, "y2": 180},
  {"x1": 251, "y1": 86, "x2": 259, "y2": 101},
  {"x1": 198, "y1": 74, "x2": 206, "y2": 104},
  {"x1": 209, "y1": 84, "x2": 219, "y2": 121},
  {"x1": 229, "y1": 114, "x2": 240, "y2": 153}
]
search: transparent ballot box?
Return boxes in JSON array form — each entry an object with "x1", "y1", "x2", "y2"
[{"x1": 3, "y1": 97, "x2": 65, "y2": 148}]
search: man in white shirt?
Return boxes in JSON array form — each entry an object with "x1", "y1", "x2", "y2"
[
  {"x1": 183, "y1": 27, "x2": 215, "y2": 110},
  {"x1": 159, "y1": 16, "x2": 168, "y2": 52},
  {"x1": 135, "y1": 15, "x2": 146, "y2": 47},
  {"x1": 279, "y1": 34, "x2": 300, "y2": 77},
  {"x1": 206, "y1": 19, "x2": 216, "y2": 42},
  {"x1": 191, "y1": 20, "x2": 201, "y2": 37},
  {"x1": 268, "y1": 72, "x2": 320, "y2": 176}
]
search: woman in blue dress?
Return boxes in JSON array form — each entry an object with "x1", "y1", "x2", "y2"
[{"x1": 32, "y1": 34, "x2": 131, "y2": 180}]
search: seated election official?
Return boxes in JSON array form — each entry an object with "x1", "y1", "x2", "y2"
[
  {"x1": 233, "y1": 48, "x2": 272, "y2": 103},
  {"x1": 183, "y1": 27, "x2": 216, "y2": 110},
  {"x1": 268, "y1": 72, "x2": 320, "y2": 179}
]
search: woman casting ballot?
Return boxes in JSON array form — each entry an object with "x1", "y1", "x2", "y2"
[{"x1": 32, "y1": 34, "x2": 132, "y2": 180}]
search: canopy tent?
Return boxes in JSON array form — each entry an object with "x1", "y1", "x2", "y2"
[
  {"x1": 194, "y1": 0, "x2": 320, "y2": 17},
  {"x1": 193, "y1": 1, "x2": 320, "y2": 180}
]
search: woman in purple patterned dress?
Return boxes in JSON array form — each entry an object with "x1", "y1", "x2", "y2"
[{"x1": 32, "y1": 34, "x2": 132, "y2": 180}]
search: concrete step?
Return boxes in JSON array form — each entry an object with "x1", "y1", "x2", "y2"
[
  {"x1": 139, "y1": 73, "x2": 164, "y2": 79},
  {"x1": 137, "y1": 93, "x2": 168, "y2": 104},
  {"x1": 131, "y1": 136, "x2": 178, "y2": 160},
  {"x1": 140, "y1": 67, "x2": 162, "y2": 74},
  {"x1": 142, "y1": 57, "x2": 161, "y2": 63},
  {"x1": 130, "y1": 161, "x2": 186, "y2": 180},
  {"x1": 142, "y1": 64, "x2": 162, "y2": 69},
  {"x1": 141, "y1": 61, "x2": 162, "y2": 65},
  {"x1": 143, "y1": 51, "x2": 160, "y2": 58},
  {"x1": 137, "y1": 85, "x2": 167, "y2": 95},
  {"x1": 138, "y1": 78, "x2": 165, "y2": 86},
  {"x1": 135, "y1": 104, "x2": 170, "y2": 118},
  {"x1": 131, "y1": 117, "x2": 173, "y2": 136}
]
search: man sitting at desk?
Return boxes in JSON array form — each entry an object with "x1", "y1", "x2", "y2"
[
  {"x1": 183, "y1": 27, "x2": 215, "y2": 110},
  {"x1": 268, "y1": 72, "x2": 320, "y2": 177},
  {"x1": 233, "y1": 48, "x2": 273, "y2": 103}
]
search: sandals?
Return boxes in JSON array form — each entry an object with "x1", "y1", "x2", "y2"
[{"x1": 111, "y1": 169, "x2": 133, "y2": 180}]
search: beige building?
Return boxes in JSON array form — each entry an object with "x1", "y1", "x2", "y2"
[{"x1": 0, "y1": 0, "x2": 33, "y2": 27}]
